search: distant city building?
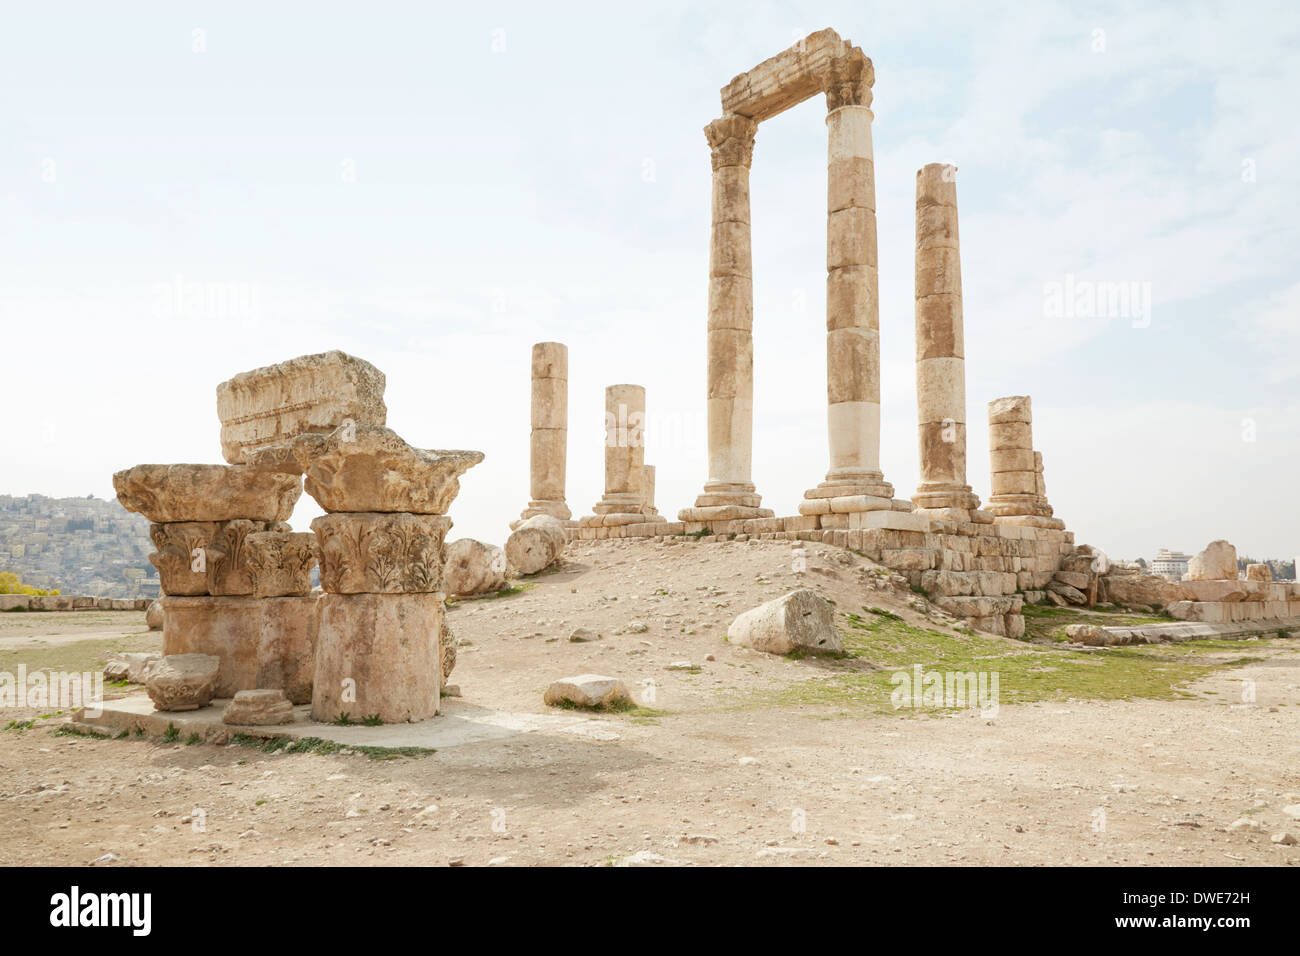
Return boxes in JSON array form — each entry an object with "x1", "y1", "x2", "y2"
[{"x1": 1150, "y1": 548, "x2": 1191, "y2": 580}]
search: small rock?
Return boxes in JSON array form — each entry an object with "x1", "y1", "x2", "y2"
[
  {"x1": 628, "y1": 620, "x2": 649, "y2": 634},
  {"x1": 1229, "y1": 817, "x2": 1262, "y2": 830},
  {"x1": 568, "y1": 627, "x2": 598, "y2": 643},
  {"x1": 1271, "y1": 832, "x2": 1297, "y2": 845},
  {"x1": 145, "y1": 600, "x2": 164, "y2": 630}
]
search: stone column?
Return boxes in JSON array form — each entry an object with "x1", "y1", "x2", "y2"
[
  {"x1": 987, "y1": 396, "x2": 1063, "y2": 528},
  {"x1": 516, "y1": 342, "x2": 571, "y2": 527},
  {"x1": 912, "y1": 164, "x2": 980, "y2": 512},
  {"x1": 800, "y1": 56, "x2": 902, "y2": 515},
  {"x1": 586, "y1": 384, "x2": 664, "y2": 525},
  {"x1": 680, "y1": 115, "x2": 773, "y2": 522}
]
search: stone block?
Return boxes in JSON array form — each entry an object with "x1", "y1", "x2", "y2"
[{"x1": 313, "y1": 513, "x2": 452, "y2": 594}]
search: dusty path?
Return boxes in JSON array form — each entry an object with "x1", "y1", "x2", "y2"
[{"x1": 1, "y1": 539, "x2": 1297, "y2": 866}]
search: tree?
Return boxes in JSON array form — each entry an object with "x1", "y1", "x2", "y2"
[{"x1": 0, "y1": 570, "x2": 59, "y2": 596}]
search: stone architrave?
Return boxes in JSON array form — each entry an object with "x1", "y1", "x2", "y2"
[
  {"x1": 516, "y1": 342, "x2": 572, "y2": 526},
  {"x1": 289, "y1": 424, "x2": 483, "y2": 514},
  {"x1": 216, "y1": 350, "x2": 387, "y2": 465},
  {"x1": 311, "y1": 512, "x2": 452, "y2": 594},
  {"x1": 910, "y1": 164, "x2": 981, "y2": 513},
  {"x1": 986, "y1": 396, "x2": 1064, "y2": 529},
  {"x1": 312, "y1": 592, "x2": 443, "y2": 724}
]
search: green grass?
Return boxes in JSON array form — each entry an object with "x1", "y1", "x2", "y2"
[
  {"x1": 0, "y1": 630, "x2": 160, "y2": 675},
  {"x1": 736, "y1": 611, "x2": 1272, "y2": 717},
  {"x1": 162, "y1": 722, "x2": 180, "y2": 742},
  {"x1": 1020, "y1": 603, "x2": 1174, "y2": 643},
  {"x1": 548, "y1": 697, "x2": 667, "y2": 719},
  {"x1": 447, "y1": 582, "x2": 535, "y2": 605},
  {"x1": 227, "y1": 733, "x2": 435, "y2": 760}
]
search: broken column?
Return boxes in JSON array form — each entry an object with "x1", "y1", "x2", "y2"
[
  {"x1": 986, "y1": 397, "x2": 1064, "y2": 529},
  {"x1": 113, "y1": 463, "x2": 301, "y2": 700},
  {"x1": 291, "y1": 424, "x2": 482, "y2": 723},
  {"x1": 680, "y1": 115, "x2": 774, "y2": 522},
  {"x1": 244, "y1": 531, "x2": 318, "y2": 705},
  {"x1": 515, "y1": 342, "x2": 571, "y2": 528},
  {"x1": 583, "y1": 384, "x2": 666, "y2": 526},
  {"x1": 800, "y1": 52, "x2": 905, "y2": 518},
  {"x1": 911, "y1": 163, "x2": 981, "y2": 514}
]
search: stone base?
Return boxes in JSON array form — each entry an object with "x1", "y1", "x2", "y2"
[
  {"x1": 994, "y1": 514, "x2": 1067, "y2": 530},
  {"x1": 680, "y1": 481, "x2": 773, "y2": 521},
  {"x1": 798, "y1": 494, "x2": 914, "y2": 516},
  {"x1": 988, "y1": 495, "x2": 1055, "y2": 519},
  {"x1": 579, "y1": 512, "x2": 669, "y2": 527},
  {"x1": 912, "y1": 484, "x2": 982, "y2": 511},
  {"x1": 803, "y1": 475, "x2": 896, "y2": 501},
  {"x1": 514, "y1": 499, "x2": 572, "y2": 527},
  {"x1": 848, "y1": 511, "x2": 932, "y2": 532},
  {"x1": 161, "y1": 596, "x2": 262, "y2": 698},
  {"x1": 914, "y1": 507, "x2": 995, "y2": 524},
  {"x1": 258, "y1": 595, "x2": 318, "y2": 705},
  {"x1": 312, "y1": 592, "x2": 442, "y2": 724}
]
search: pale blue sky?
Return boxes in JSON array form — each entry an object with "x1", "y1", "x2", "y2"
[{"x1": 1, "y1": 1, "x2": 1297, "y2": 560}]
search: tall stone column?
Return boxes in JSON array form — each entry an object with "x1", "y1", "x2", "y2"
[
  {"x1": 912, "y1": 164, "x2": 981, "y2": 512},
  {"x1": 800, "y1": 56, "x2": 903, "y2": 515},
  {"x1": 987, "y1": 396, "x2": 1064, "y2": 529},
  {"x1": 516, "y1": 342, "x2": 571, "y2": 527},
  {"x1": 585, "y1": 384, "x2": 666, "y2": 526},
  {"x1": 680, "y1": 115, "x2": 773, "y2": 522}
]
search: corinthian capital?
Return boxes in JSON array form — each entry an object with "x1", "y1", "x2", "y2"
[
  {"x1": 825, "y1": 52, "x2": 874, "y2": 110},
  {"x1": 705, "y1": 114, "x2": 759, "y2": 170}
]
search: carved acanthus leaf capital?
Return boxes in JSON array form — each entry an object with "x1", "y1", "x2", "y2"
[
  {"x1": 705, "y1": 114, "x2": 759, "y2": 170},
  {"x1": 825, "y1": 52, "x2": 874, "y2": 110}
]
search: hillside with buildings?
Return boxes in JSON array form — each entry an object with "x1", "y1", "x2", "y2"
[{"x1": 0, "y1": 493, "x2": 157, "y2": 598}]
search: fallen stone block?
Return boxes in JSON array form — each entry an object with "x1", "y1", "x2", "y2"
[
  {"x1": 145, "y1": 600, "x2": 164, "y2": 630},
  {"x1": 506, "y1": 514, "x2": 567, "y2": 576},
  {"x1": 543, "y1": 674, "x2": 630, "y2": 709},
  {"x1": 443, "y1": 538, "x2": 507, "y2": 596},
  {"x1": 104, "y1": 652, "x2": 162, "y2": 683},
  {"x1": 726, "y1": 589, "x2": 842, "y2": 656},
  {"x1": 222, "y1": 689, "x2": 294, "y2": 725},
  {"x1": 146, "y1": 654, "x2": 221, "y2": 712}
]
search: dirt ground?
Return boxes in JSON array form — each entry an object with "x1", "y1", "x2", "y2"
[{"x1": 1, "y1": 537, "x2": 1297, "y2": 866}]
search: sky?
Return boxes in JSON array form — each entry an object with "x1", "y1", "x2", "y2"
[{"x1": 0, "y1": 0, "x2": 1297, "y2": 562}]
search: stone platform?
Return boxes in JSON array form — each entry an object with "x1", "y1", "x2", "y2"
[{"x1": 73, "y1": 694, "x2": 619, "y2": 750}]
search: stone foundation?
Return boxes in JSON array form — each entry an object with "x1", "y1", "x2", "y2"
[{"x1": 311, "y1": 592, "x2": 443, "y2": 723}]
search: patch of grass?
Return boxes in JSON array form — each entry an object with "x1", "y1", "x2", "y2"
[
  {"x1": 51, "y1": 725, "x2": 110, "y2": 740},
  {"x1": 1020, "y1": 603, "x2": 1174, "y2": 643},
  {"x1": 162, "y1": 722, "x2": 180, "y2": 742},
  {"x1": 548, "y1": 697, "x2": 667, "y2": 719},
  {"x1": 735, "y1": 613, "x2": 1268, "y2": 717},
  {"x1": 133, "y1": 726, "x2": 146, "y2": 737},
  {"x1": 452, "y1": 582, "x2": 535, "y2": 603},
  {"x1": 114, "y1": 729, "x2": 130, "y2": 740},
  {"x1": 228, "y1": 733, "x2": 435, "y2": 760},
  {"x1": 361, "y1": 714, "x2": 384, "y2": 727},
  {"x1": 679, "y1": 528, "x2": 710, "y2": 539},
  {"x1": 864, "y1": 606, "x2": 903, "y2": 622},
  {"x1": 3, "y1": 719, "x2": 36, "y2": 732},
  {"x1": 185, "y1": 732, "x2": 201, "y2": 746},
  {"x1": 331, "y1": 712, "x2": 355, "y2": 726}
]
